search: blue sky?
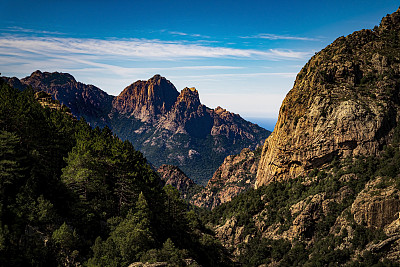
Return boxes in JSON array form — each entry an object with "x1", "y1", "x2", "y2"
[{"x1": 1, "y1": 0, "x2": 399, "y2": 130}]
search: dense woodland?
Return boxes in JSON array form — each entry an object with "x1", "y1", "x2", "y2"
[{"x1": 0, "y1": 79, "x2": 231, "y2": 266}]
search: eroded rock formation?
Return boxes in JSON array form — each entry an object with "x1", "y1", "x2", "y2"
[{"x1": 256, "y1": 8, "x2": 400, "y2": 188}]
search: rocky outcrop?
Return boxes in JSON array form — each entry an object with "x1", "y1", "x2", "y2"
[
  {"x1": 157, "y1": 165, "x2": 198, "y2": 199},
  {"x1": 214, "y1": 216, "x2": 251, "y2": 256},
  {"x1": 156, "y1": 87, "x2": 213, "y2": 138},
  {"x1": 113, "y1": 75, "x2": 179, "y2": 123},
  {"x1": 256, "y1": 8, "x2": 400, "y2": 188},
  {"x1": 351, "y1": 177, "x2": 400, "y2": 229},
  {"x1": 191, "y1": 147, "x2": 261, "y2": 209}
]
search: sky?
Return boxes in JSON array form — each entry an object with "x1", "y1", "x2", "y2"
[{"x1": 0, "y1": 0, "x2": 399, "y2": 131}]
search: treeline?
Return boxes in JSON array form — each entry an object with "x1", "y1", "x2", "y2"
[{"x1": 0, "y1": 80, "x2": 231, "y2": 266}]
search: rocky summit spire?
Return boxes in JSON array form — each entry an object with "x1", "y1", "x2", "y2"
[
  {"x1": 175, "y1": 87, "x2": 201, "y2": 111},
  {"x1": 112, "y1": 75, "x2": 179, "y2": 122}
]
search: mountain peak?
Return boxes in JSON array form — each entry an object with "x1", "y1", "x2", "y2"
[
  {"x1": 379, "y1": 6, "x2": 400, "y2": 32},
  {"x1": 180, "y1": 87, "x2": 199, "y2": 98},
  {"x1": 256, "y1": 7, "x2": 400, "y2": 188},
  {"x1": 113, "y1": 75, "x2": 179, "y2": 122},
  {"x1": 149, "y1": 74, "x2": 163, "y2": 81},
  {"x1": 175, "y1": 87, "x2": 201, "y2": 111},
  {"x1": 26, "y1": 70, "x2": 77, "y2": 85}
]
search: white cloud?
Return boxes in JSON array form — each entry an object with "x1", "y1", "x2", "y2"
[
  {"x1": 242, "y1": 33, "x2": 319, "y2": 41},
  {"x1": 170, "y1": 72, "x2": 297, "y2": 80},
  {"x1": 2, "y1": 26, "x2": 64, "y2": 35},
  {"x1": 168, "y1": 31, "x2": 207, "y2": 38},
  {"x1": 0, "y1": 36, "x2": 312, "y2": 60}
]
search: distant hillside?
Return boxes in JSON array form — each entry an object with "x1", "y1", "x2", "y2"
[{"x1": 2, "y1": 72, "x2": 270, "y2": 185}]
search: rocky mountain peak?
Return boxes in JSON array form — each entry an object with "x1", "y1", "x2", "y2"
[
  {"x1": 22, "y1": 70, "x2": 77, "y2": 87},
  {"x1": 214, "y1": 106, "x2": 226, "y2": 114},
  {"x1": 379, "y1": 7, "x2": 400, "y2": 32},
  {"x1": 256, "y1": 7, "x2": 400, "y2": 188},
  {"x1": 16, "y1": 71, "x2": 113, "y2": 128},
  {"x1": 175, "y1": 87, "x2": 201, "y2": 110},
  {"x1": 113, "y1": 75, "x2": 179, "y2": 122}
]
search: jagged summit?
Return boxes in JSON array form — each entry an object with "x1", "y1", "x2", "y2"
[
  {"x1": 175, "y1": 87, "x2": 201, "y2": 110},
  {"x1": 379, "y1": 7, "x2": 400, "y2": 31},
  {"x1": 25, "y1": 70, "x2": 77, "y2": 85},
  {"x1": 113, "y1": 75, "x2": 179, "y2": 122},
  {"x1": 256, "y1": 6, "x2": 400, "y2": 188}
]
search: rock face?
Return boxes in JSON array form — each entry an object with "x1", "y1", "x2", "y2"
[
  {"x1": 113, "y1": 75, "x2": 179, "y2": 123},
  {"x1": 351, "y1": 177, "x2": 400, "y2": 229},
  {"x1": 191, "y1": 147, "x2": 261, "y2": 209},
  {"x1": 256, "y1": 8, "x2": 400, "y2": 188},
  {"x1": 2, "y1": 71, "x2": 270, "y2": 184},
  {"x1": 208, "y1": 8, "x2": 400, "y2": 264},
  {"x1": 156, "y1": 165, "x2": 198, "y2": 199}
]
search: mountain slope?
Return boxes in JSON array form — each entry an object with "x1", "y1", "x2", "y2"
[
  {"x1": 205, "y1": 7, "x2": 400, "y2": 266},
  {"x1": 256, "y1": 7, "x2": 400, "y2": 188},
  {"x1": 3, "y1": 71, "x2": 269, "y2": 185}
]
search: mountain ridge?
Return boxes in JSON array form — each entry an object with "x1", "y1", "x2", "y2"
[{"x1": 2, "y1": 71, "x2": 270, "y2": 184}]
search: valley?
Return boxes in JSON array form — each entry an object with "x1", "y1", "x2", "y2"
[{"x1": 1, "y1": 5, "x2": 400, "y2": 267}]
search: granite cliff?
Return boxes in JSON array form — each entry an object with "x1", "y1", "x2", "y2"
[
  {"x1": 207, "y1": 8, "x2": 400, "y2": 265},
  {"x1": 256, "y1": 7, "x2": 400, "y2": 188},
  {"x1": 2, "y1": 72, "x2": 270, "y2": 184},
  {"x1": 191, "y1": 147, "x2": 261, "y2": 209}
]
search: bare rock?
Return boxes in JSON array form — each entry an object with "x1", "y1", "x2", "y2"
[
  {"x1": 351, "y1": 177, "x2": 400, "y2": 229},
  {"x1": 191, "y1": 147, "x2": 261, "y2": 209},
  {"x1": 256, "y1": 8, "x2": 400, "y2": 188}
]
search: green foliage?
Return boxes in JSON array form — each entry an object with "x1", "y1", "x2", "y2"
[
  {"x1": 238, "y1": 238, "x2": 291, "y2": 266},
  {"x1": 52, "y1": 222, "x2": 81, "y2": 266},
  {"x1": 88, "y1": 193, "x2": 155, "y2": 265},
  {"x1": 140, "y1": 238, "x2": 188, "y2": 266}
]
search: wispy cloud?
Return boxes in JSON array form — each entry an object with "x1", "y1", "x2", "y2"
[
  {"x1": 0, "y1": 36, "x2": 312, "y2": 60},
  {"x1": 241, "y1": 33, "x2": 319, "y2": 41},
  {"x1": 2, "y1": 26, "x2": 64, "y2": 35},
  {"x1": 170, "y1": 72, "x2": 297, "y2": 80},
  {"x1": 168, "y1": 31, "x2": 208, "y2": 38}
]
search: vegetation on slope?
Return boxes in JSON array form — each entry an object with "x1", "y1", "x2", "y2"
[{"x1": 205, "y1": 127, "x2": 400, "y2": 266}]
